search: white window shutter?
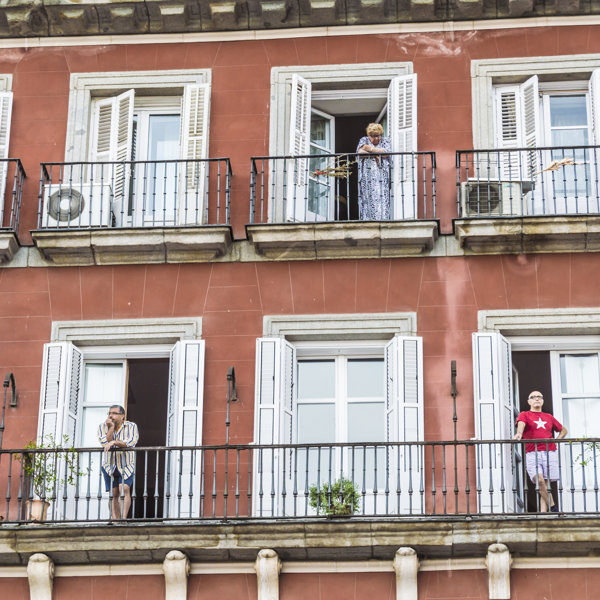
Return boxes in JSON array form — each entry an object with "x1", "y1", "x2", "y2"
[
  {"x1": 37, "y1": 342, "x2": 82, "y2": 445},
  {"x1": 90, "y1": 90, "x2": 134, "y2": 222},
  {"x1": 385, "y1": 335, "x2": 424, "y2": 514},
  {"x1": 179, "y1": 83, "x2": 211, "y2": 225},
  {"x1": 253, "y1": 337, "x2": 296, "y2": 516},
  {"x1": 165, "y1": 339, "x2": 205, "y2": 518},
  {"x1": 494, "y1": 85, "x2": 521, "y2": 181},
  {"x1": 589, "y1": 68, "x2": 600, "y2": 145},
  {"x1": 0, "y1": 91, "x2": 12, "y2": 224},
  {"x1": 472, "y1": 332, "x2": 520, "y2": 513},
  {"x1": 520, "y1": 75, "x2": 540, "y2": 180},
  {"x1": 286, "y1": 74, "x2": 311, "y2": 222},
  {"x1": 388, "y1": 74, "x2": 418, "y2": 219}
]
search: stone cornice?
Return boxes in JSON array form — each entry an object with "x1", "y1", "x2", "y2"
[{"x1": 0, "y1": 1, "x2": 598, "y2": 39}]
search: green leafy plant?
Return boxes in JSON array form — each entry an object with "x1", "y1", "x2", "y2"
[
  {"x1": 571, "y1": 439, "x2": 600, "y2": 468},
  {"x1": 309, "y1": 477, "x2": 360, "y2": 516},
  {"x1": 16, "y1": 434, "x2": 87, "y2": 501}
]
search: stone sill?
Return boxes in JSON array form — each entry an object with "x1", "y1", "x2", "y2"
[
  {"x1": 30, "y1": 226, "x2": 233, "y2": 266},
  {"x1": 246, "y1": 221, "x2": 439, "y2": 260},
  {"x1": 454, "y1": 215, "x2": 600, "y2": 254},
  {"x1": 1, "y1": 516, "x2": 599, "y2": 565},
  {"x1": 0, "y1": 231, "x2": 18, "y2": 264}
]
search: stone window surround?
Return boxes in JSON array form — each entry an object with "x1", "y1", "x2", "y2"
[
  {"x1": 471, "y1": 54, "x2": 600, "y2": 148},
  {"x1": 263, "y1": 312, "x2": 417, "y2": 340},
  {"x1": 0, "y1": 74, "x2": 11, "y2": 92},
  {"x1": 478, "y1": 308, "x2": 600, "y2": 339},
  {"x1": 65, "y1": 69, "x2": 211, "y2": 161},
  {"x1": 51, "y1": 317, "x2": 202, "y2": 346}
]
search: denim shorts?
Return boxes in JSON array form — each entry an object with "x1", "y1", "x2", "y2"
[
  {"x1": 526, "y1": 450, "x2": 559, "y2": 482},
  {"x1": 102, "y1": 468, "x2": 134, "y2": 492}
]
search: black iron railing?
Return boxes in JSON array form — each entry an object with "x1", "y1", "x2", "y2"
[
  {"x1": 457, "y1": 146, "x2": 600, "y2": 217},
  {"x1": 250, "y1": 151, "x2": 436, "y2": 224},
  {"x1": 37, "y1": 158, "x2": 232, "y2": 229},
  {"x1": 1, "y1": 439, "x2": 598, "y2": 523},
  {"x1": 0, "y1": 159, "x2": 25, "y2": 233}
]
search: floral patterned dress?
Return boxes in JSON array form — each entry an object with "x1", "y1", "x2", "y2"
[{"x1": 356, "y1": 136, "x2": 392, "y2": 221}]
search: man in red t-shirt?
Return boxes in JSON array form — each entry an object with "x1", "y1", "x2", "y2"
[{"x1": 513, "y1": 390, "x2": 568, "y2": 512}]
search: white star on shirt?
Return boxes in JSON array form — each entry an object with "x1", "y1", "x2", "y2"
[{"x1": 534, "y1": 417, "x2": 547, "y2": 430}]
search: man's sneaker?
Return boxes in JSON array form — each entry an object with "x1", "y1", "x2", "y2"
[{"x1": 550, "y1": 505, "x2": 559, "y2": 512}]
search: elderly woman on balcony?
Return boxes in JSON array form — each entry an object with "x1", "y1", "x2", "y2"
[{"x1": 356, "y1": 122, "x2": 392, "y2": 221}]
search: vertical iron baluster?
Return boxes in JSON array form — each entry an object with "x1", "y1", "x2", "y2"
[
  {"x1": 211, "y1": 449, "x2": 217, "y2": 518},
  {"x1": 431, "y1": 445, "x2": 436, "y2": 515}
]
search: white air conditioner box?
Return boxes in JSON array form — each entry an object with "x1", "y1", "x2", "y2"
[
  {"x1": 42, "y1": 184, "x2": 112, "y2": 228},
  {"x1": 460, "y1": 180, "x2": 533, "y2": 217}
]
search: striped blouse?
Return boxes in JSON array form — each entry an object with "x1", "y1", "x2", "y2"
[{"x1": 97, "y1": 420, "x2": 139, "y2": 479}]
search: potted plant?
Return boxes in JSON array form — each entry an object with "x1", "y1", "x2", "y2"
[
  {"x1": 309, "y1": 477, "x2": 360, "y2": 517},
  {"x1": 17, "y1": 434, "x2": 85, "y2": 521}
]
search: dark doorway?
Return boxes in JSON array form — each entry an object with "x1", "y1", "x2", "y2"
[
  {"x1": 335, "y1": 114, "x2": 378, "y2": 220},
  {"x1": 512, "y1": 350, "x2": 557, "y2": 511},
  {"x1": 126, "y1": 358, "x2": 169, "y2": 519}
]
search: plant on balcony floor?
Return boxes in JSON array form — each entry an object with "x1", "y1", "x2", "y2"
[
  {"x1": 308, "y1": 477, "x2": 360, "y2": 517},
  {"x1": 16, "y1": 434, "x2": 87, "y2": 520}
]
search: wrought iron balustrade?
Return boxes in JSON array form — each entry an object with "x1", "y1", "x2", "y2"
[
  {"x1": 1, "y1": 439, "x2": 598, "y2": 523},
  {"x1": 0, "y1": 159, "x2": 25, "y2": 233},
  {"x1": 37, "y1": 158, "x2": 232, "y2": 229},
  {"x1": 457, "y1": 146, "x2": 600, "y2": 218},
  {"x1": 250, "y1": 151, "x2": 436, "y2": 224}
]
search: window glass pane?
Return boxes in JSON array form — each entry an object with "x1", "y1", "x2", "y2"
[
  {"x1": 84, "y1": 364, "x2": 123, "y2": 405},
  {"x1": 549, "y1": 95, "x2": 588, "y2": 128},
  {"x1": 148, "y1": 115, "x2": 180, "y2": 160},
  {"x1": 347, "y1": 359, "x2": 384, "y2": 398},
  {"x1": 297, "y1": 360, "x2": 335, "y2": 399},
  {"x1": 297, "y1": 403, "x2": 335, "y2": 443},
  {"x1": 348, "y1": 402, "x2": 384, "y2": 442},
  {"x1": 81, "y1": 406, "x2": 108, "y2": 447},
  {"x1": 310, "y1": 116, "x2": 330, "y2": 149},
  {"x1": 560, "y1": 354, "x2": 600, "y2": 394},
  {"x1": 562, "y1": 397, "x2": 600, "y2": 438}
]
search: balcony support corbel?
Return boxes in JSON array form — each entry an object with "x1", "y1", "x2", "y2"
[
  {"x1": 486, "y1": 543, "x2": 512, "y2": 599},
  {"x1": 27, "y1": 553, "x2": 54, "y2": 600},
  {"x1": 255, "y1": 548, "x2": 281, "y2": 600},
  {"x1": 163, "y1": 550, "x2": 190, "y2": 600},
  {"x1": 393, "y1": 547, "x2": 419, "y2": 600}
]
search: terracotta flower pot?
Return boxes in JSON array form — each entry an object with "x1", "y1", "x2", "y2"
[{"x1": 25, "y1": 499, "x2": 50, "y2": 522}]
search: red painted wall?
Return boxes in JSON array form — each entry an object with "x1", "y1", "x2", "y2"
[
  {"x1": 281, "y1": 572, "x2": 395, "y2": 599},
  {"x1": 0, "y1": 251, "x2": 589, "y2": 450},
  {"x1": 1, "y1": 25, "x2": 599, "y2": 239},
  {"x1": 53, "y1": 574, "x2": 164, "y2": 599}
]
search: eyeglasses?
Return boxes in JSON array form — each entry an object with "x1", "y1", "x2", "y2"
[
  {"x1": 528, "y1": 395, "x2": 543, "y2": 400},
  {"x1": 108, "y1": 411, "x2": 122, "y2": 416}
]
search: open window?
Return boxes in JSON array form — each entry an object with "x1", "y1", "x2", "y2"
[
  {"x1": 36, "y1": 339, "x2": 205, "y2": 520},
  {"x1": 86, "y1": 85, "x2": 210, "y2": 226},
  {"x1": 473, "y1": 330, "x2": 600, "y2": 513},
  {"x1": 254, "y1": 335, "x2": 424, "y2": 516}
]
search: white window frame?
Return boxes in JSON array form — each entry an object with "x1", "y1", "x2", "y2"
[
  {"x1": 37, "y1": 317, "x2": 204, "y2": 520},
  {"x1": 472, "y1": 54, "x2": 600, "y2": 149},
  {"x1": 270, "y1": 63, "x2": 413, "y2": 222},
  {"x1": 66, "y1": 70, "x2": 211, "y2": 162},
  {"x1": 254, "y1": 312, "x2": 423, "y2": 517},
  {"x1": 474, "y1": 308, "x2": 600, "y2": 514}
]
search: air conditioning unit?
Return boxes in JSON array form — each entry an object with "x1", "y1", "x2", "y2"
[
  {"x1": 460, "y1": 180, "x2": 531, "y2": 217},
  {"x1": 42, "y1": 184, "x2": 112, "y2": 228}
]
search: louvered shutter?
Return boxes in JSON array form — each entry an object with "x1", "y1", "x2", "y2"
[
  {"x1": 89, "y1": 90, "x2": 134, "y2": 226},
  {"x1": 495, "y1": 76, "x2": 539, "y2": 183},
  {"x1": 253, "y1": 337, "x2": 296, "y2": 516},
  {"x1": 0, "y1": 91, "x2": 12, "y2": 226},
  {"x1": 472, "y1": 332, "x2": 521, "y2": 513},
  {"x1": 590, "y1": 69, "x2": 600, "y2": 145},
  {"x1": 37, "y1": 342, "x2": 83, "y2": 446},
  {"x1": 164, "y1": 340, "x2": 205, "y2": 518},
  {"x1": 179, "y1": 83, "x2": 210, "y2": 224},
  {"x1": 385, "y1": 335, "x2": 424, "y2": 514},
  {"x1": 286, "y1": 74, "x2": 311, "y2": 222},
  {"x1": 388, "y1": 74, "x2": 418, "y2": 219}
]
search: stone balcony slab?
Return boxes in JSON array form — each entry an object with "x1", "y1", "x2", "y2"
[
  {"x1": 31, "y1": 226, "x2": 233, "y2": 266},
  {"x1": 246, "y1": 221, "x2": 439, "y2": 260},
  {"x1": 454, "y1": 215, "x2": 600, "y2": 255},
  {"x1": 0, "y1": 232, "x2": 19, "y2": 264}
]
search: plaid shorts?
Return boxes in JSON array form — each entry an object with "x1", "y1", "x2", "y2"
[{"x1": 526, "y1": 450, "x2": 559, "y2": 482}]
